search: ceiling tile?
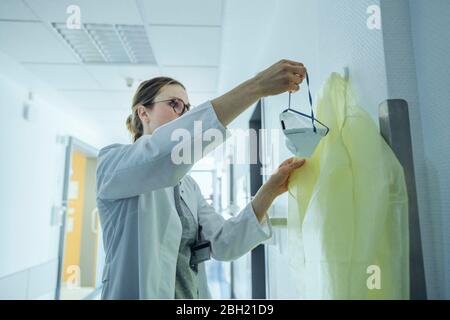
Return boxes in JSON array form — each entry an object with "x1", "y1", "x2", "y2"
[
  {"x1": 85, "y1": 64, "x2": 160, "y2": 90},
  {"x1": 0, "y1": 21, "x2": 77, "y2": 63},
  {"x1": 24, "y1": 0, "x2": 143, "y2": 25},
  {"x1": 25, "y1": 64, "x2": 101, "y2": 90},
  {"x1": 161, "y1": 66, "x2": 218, "y2": 92},
  {"x1": 140, "y1": 0, "x2": 222, "y2": 26},
  {"x1": 0, "y1": 0, "x2": 37, "y2": 20},
  {"x1": 148, "y1": 26, "x2": 221, "y2": 65}
]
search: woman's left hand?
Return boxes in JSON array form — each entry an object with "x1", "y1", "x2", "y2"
[{"x1": 251, "y1": 157, "x2": 306, "y2": 222}]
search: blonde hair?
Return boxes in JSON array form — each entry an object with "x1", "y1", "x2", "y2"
[{"x1": 126, "y1": 77, "x2": 185, "y2": 142}]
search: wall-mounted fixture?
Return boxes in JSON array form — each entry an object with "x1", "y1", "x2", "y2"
[{"x1": 22, "y1": 91, "x2": 34, "y2": 121}]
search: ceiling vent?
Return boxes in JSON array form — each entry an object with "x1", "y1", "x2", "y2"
[{"x1": 52, "y1": 23, "x2": 156, "y2": 64}]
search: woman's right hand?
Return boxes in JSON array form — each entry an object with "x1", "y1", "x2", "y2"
[
  {"x1": 252, "y1": 59, "x2": 307, "y2": 97},
  {"x1": 211, "y1": 59, "x2": 307, "y2": 127}
]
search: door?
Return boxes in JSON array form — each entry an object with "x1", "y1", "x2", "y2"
[{"x1": 55, "y1": 137, "x2": 105, "y2": 300}]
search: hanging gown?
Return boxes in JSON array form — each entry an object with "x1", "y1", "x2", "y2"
[{"x1": 287, "y1": 72, "x2": 409, "y2": 299}]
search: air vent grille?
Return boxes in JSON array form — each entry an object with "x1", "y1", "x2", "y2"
[{"x1": 52, "y1": 23, "x2": 156, "y2": 64}]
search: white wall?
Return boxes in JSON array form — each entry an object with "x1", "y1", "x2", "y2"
[{"x1": 0, "y1": 52, "x2": 106, "y2": 297}]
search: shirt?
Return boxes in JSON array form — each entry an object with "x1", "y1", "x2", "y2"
[{"x1": 173, "y1": 182, "x2": 199, "y2": 299}]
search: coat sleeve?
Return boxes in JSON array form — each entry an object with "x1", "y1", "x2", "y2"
[
  {"x1": 194, "y1": 179, "x2": 273, "y2": 262},
  {"x1": 96, "y1": 100, "x2": 227, "y2": 200}
]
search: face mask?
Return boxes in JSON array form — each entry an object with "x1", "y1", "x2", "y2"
[{"x1": 280, "y1": 72, "x2": 330, "y2": 158}]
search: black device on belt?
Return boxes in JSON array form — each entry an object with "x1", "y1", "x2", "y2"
[{"x1": 190, "y1": 225, "x2": 211, "y2": 273}]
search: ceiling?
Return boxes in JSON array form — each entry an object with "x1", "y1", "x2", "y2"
[{"x1": 0, "y1": 0, "x2": 224, "y2": 144}]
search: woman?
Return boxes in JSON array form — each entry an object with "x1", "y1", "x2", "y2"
[{"x1": 96, "y1": 59, "x2": 307, "y2": 299}]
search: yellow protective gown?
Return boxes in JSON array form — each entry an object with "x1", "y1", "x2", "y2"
[{"x1": 287, "y1": 73, "x2": 409, "y2": 299}]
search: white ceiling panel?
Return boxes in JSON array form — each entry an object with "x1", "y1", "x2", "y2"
[
  {"x1": 85, "y1": 64, "x2": 160, "y2": 90},
  {"x1": 140, "y1": 0, "x2": 222, "y2": 26},
  {"x1": 60, "y1": 90, "x2": 133, "y2": 110},
  {"x1": 24, "y1": 0, "x2": 143, "y2": 25},
  {"x1": 148, "y1": 26, "x2": 221, "y2": 65},
  {"x1": 0, "y1": 0, "x2": 37, "y2": 20},
  {"x1": 161, "y1": 66, "x2": 218, "y2": 92},
  {"x1": 0, "y1": 21, "x2": 77, "y2": 63},
  {"x1": 25, "y1": 64, "x2": 101, "y2": 90}
]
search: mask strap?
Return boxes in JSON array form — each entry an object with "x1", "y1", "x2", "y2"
[
  {"x1": 288, "y1": 90, "x2": 292, "y2": 110},
  {"x1": 288, "y1": 72, "x2": 317, "y2": 133},
  {"x1": 306, "y1": 73, "x2": 317, "y2": 133}
]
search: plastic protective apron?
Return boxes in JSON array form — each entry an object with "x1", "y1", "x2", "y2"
[{"x1": 287, "y1": 73, "x2": 409, "y2": 299}]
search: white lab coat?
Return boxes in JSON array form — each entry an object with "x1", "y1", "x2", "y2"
[{"x1": 96, "y1": 100, "x2": 273, "y2": 299}]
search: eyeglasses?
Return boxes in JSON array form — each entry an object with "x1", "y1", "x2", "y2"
[{"x1": 144, "y1": 98, "x2": 191, "y2": 115}]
